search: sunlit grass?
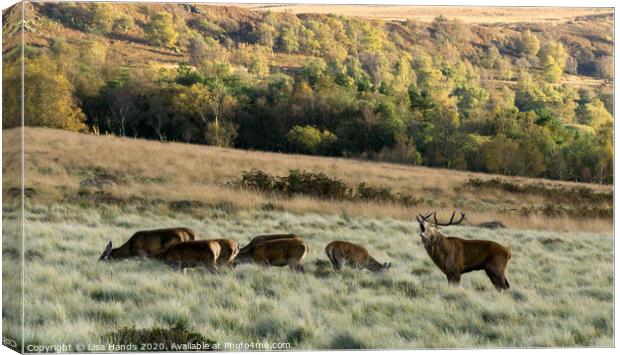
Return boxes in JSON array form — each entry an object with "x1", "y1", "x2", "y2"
[{"x1": 4, "y1": 206, "x2": 612, "y2": 350}]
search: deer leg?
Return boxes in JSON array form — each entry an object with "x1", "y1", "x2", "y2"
[
  {"x1": 288, "y1": 259, "x2": 303, "y2": 272},
  {"x1": 207, "y1": 262, "x2": 219, "y2": 274},
  {"x1": 484, "y1": 268, "x2": 505, "y2": 291},
  {"x1": 446, "y1": 273, "x2": 461, "y2": 285},
  {"x1": 328, "y1": 253, "x2": 340, "y2": 270},
  {"x1": 329, "y1": 257, "x2": 340, "y2": 270},
  {"x1": 171, "y1": 262, "x2": 183, "y2": 273},
  {"x1": 498, "y1": 260, "x2": 510, "y2": 290}
]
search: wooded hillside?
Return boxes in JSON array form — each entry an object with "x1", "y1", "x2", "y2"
[{"x1": 2, "y1": 2, "x2": 614, "y2": 183}]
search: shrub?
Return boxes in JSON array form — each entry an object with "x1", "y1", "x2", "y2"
[
  {"x1": 145, "y1": 12, "x2": 179, "y2": 48},
  {"x1": 287, "y1": 125, "x2": 337, "y2": 155},
  {"x1": 276, "y1": 170, "x2": 352, "y2": 200},
  {"x1": 234, "y1": 169, "x2": 421, "y2": 206},
  {"x1": 356, "y1": 182, "x2": 393, "y2": 202},
  {"x1": 112, "y1": 15, "x2": 134, "y2": 34},
  {"x1": 516, "y1": 29, "x2": 540, "y2": 56}
]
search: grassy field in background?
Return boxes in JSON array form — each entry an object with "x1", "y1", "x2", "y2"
[
  {"x1": 1, "y1": 127, "x2": 614, "y2": 349},
  {"x1": 4, "y1": 128, "x2": 613, "y2": 233},
  {"x1": 237, "y1": 4, "x2": 612, "y2": 24}
]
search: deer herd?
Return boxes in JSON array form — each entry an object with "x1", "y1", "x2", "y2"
[{"x1": 99, "y1": 211, "x2": 512, "y2": 291}]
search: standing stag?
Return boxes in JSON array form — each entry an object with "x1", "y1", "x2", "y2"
[
  {"x1": 98, "y1": 227, "x2": 195, "y2": 261},
  {"x1": 416, "y1": 211, "x2": 512, "y2": 291}
]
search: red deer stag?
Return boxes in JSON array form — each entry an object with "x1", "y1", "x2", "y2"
[
  {"x1": 416, "y1": 211, "x2": 511, "y2": 291},
  {"x1": 154, "y1": 240, "x2": 221, "y2": 273},
  {"x1": 235, "y1": 235, "x2": 308, "y2": 272},
  {"x1": 325, "y1": 241, "x2": 391, "y2": 272},
  {"x1": 98, "y1": 227, "x2": 195, "y2": 261}
]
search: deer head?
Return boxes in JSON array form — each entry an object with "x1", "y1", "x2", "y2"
[
  {"x1": 98, "y1": 241, "x2": 113, "y2": 261},
  {"x1": 416, "y1": 211, "x2": 465, "y2": 245}
]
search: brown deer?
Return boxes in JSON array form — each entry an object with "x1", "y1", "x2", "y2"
[
  {"x1": 325, "y1": 241, "x2": 391, "y2": 272},
  {"x1": 211, "y1": 239, "x2": 239, "y2": 266},
  {"x1": 416, "y1": 211, "x2": 512, "y2": 291},
  {"x1": 235, "y1": 236, "x2": 308, "y2": 272},
  {"x1": 238, "y1": 233, "x2": 299, "y2": 255},
  {"x1": 98, "y1": 227, "x2": 195, "y2": 261},
  {"x1": 154, "y1": 240, "x2": 221, "y2": 273}
]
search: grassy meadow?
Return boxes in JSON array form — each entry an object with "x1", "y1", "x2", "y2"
[{"x1": 2, "y1": 127, "x2": 614, "y2": 349}]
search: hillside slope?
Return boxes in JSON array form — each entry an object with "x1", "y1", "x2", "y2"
[
  {"x1": 2, "y1": 2, "x2": 614, "y2": 186},
  {"x1": 2, "y1": 129, "x2": 613, "y2": 349},
  {"x1": 3, "y1": 128, "x2": 612, "y2": 233},
  {"x1": 238, "y1": 4, "x2": 612, "y2": 24},
  {"x1": 9, "y1": 2, "x2": 613, "y2": 82}
]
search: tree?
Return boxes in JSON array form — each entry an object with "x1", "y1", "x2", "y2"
[
  {"x1": 112, "y1": 15, "x2": 134, "y2": 34},
  {"x1": 517, "y1": 139, "x2": 546, "y2": 177},
  {"x1": 578, "y1": 99, "x2": 613, "y2": 130},
  {"x1": 89, "y1": 3, "x2": 115, "y2": 34},
  {"x1": 482, "y1": 46, "x2": 501, "y2": 69},
  {"x1": 454, "y1": 84, "x2": 489, "y2": 119},
  {"x1": 287, "y1": 125, "x2": 337, "y2": 155},
  {"x1": 424, "y1": 104, "x2": 465, "y2": 169},
  {"x1": 253, "y1": 22, "x2": 276, "y2": 49},
  {"x1": 412, "y1": 51, "x2": 444, "y2": 98},
  {"x1": 249, "y1": 46, "x2": 271, "y2": 78},
  {"x1": 429, "y1": 15, "x2": 470, "y2": 45},
  {"x1": 542, "y1": 55, "x2": 562, "y2": 83},
  {"x1": 145, "y1": 12, "x2": 179, "y2": 48},
  {"x1": 495, "y1": 57, "x2": 513, "y2": 81},
  {"x1": 301, "y1": 58, "x2": 326, "y2": 87},
  {"x1": 279, "y1": 27, "x2": 299, "y2": 53},
  {"x1": 482, "y1": 134, "x2": 521, "y2": 175},
  {"x1": 516, "y1": 30, "x2": 540, "y2": 56},
  {"x1": 205, "y1": 120, "x2": 238, "y2": 148},
  {"x1": 188, "y1": 35, "x2": 209, "y2": 66},
  {"x1": 173, "y1": 82, "x2": 237, "y2": 146},
  {"x1": 376, "y1": 132, "x2": 422, "y2": 165},
  {"x1": 538, "y1": 41, "x2": 567, "y2": 71},
  {"x1": 16, "y1": 57, "x2": 86, "y2": 131}
]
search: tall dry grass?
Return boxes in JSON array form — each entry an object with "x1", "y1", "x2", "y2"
[{"x1": 6, "y1": 128, "x2": 612, "y2": 233}]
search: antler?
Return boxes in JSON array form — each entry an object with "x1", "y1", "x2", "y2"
[
  {"x1": 432, "y1": 211, "x2": 466, "y2": 226},
  {"x1": 416, "y1": 211, "x2": 433, "y2": 223}
]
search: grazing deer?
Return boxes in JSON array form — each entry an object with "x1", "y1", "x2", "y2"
[
  {"x1": 98, "y1": 227, "x2": 195, "y2": 261},
  {"x1": 238, "y1": 233, "x2": 298, "y2": 255},
  {"x1": 325, "y1": 241, "x2": 391, "y2": 272},
  {"x1": 212, "y1": 239, "x2": 239, "y2": 266},
  {"x1": 154, "y1": 240, "x2": 221, "y2": 273},
  {"x1": 235, "y1": 236, "x2": 308, "y2": 272},
  {"x1": 416, "y1": 211, "x2": 511, "y2": 291}
]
